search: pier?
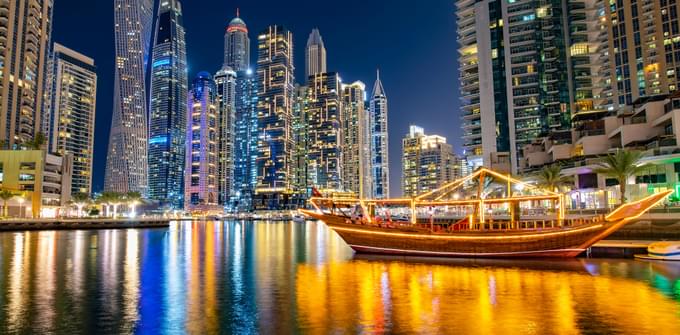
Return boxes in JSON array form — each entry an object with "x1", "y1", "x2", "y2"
[{"x1": 0, "y1": 218, "x2": 170, "y2": 231}]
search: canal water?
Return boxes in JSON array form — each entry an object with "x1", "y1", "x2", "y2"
[{"x1": 1, "y1": 220, "x2": 680, "y2": 334}]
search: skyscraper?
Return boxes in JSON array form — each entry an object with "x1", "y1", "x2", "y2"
[
  {"x1": 306, "y1": 72, "x2": 343, "y2": 192},
  {"x1": 224, "y1": 9, "x2": 250, "y2": 72},
  {"x1": 342, "y1": 81, "x2": 368, "y2": 197},
  {"x1": 305, "y1": 28, "x2": 327, "y2": 79},
  {"x1": 255, "y1": 25, "x2": 296, "y2": 197},
  {"x1": 185, "y1": 72, "x2": 220, "y2": 212},
  {"x1": 45, "y1": 43, "x2": 97, "y2": 196},
  {"x1": 370, "y1": 70, "x2": 389, "y2": 198},
  {"x1": 148, "y1": 0, "x2": 188, "y2": 209},
  {"x1": 214, "y1": 66, "x2": 237, "y2": 207},
  {"x1": 0, "y1": 0, "x2": 53, "y2": 148},
  {"x1": 232, "y1": 69, "x2": 258, "y2": 211},
  {"x1": 402, "y1": 126, "x2": 461, "y2": 198},
  {"x1": 106, "y1": 0, "x2": 154, "y2": 194}
]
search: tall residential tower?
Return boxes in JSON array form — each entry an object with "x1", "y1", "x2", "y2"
[
  {"x1": 224, "y1": 9, "x2": 250, "y2": 72},
  {"x1": 370, "y1": 70, "x2": 389, "y2": 198},
  {"x1": 0, "y1": 0, "x2": 53, "y2": 148},
  {"x1": 305, "y1": 28, "x2": 327, "y2": 79},
  {"x1": 148, "y1": 0, "x2": 188, "y2": 208},
  {"x1": 105, "y1": 0, "x2": 154, "y2": 194}
]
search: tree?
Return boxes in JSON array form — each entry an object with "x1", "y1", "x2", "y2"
[
  {"x1": 593, "y1": 150, "x2": 648, "y2": 205},
  {"x1": 97, "y1": 192, "x2": 122, "y2": 218},
  {"x1": 0, "y1": 189, "x2": 16, "y2": 217},
  {"x1": 535, "y1": 164, "x2": 573, "y2": 193},
  {"x1": 124, "y1": 191, "x2": 143, "y2": 217},
  {"x1": 22, "y1": 132, "x2": 46, "y2": 150},
  {"x1": 70, "y1": 193, "x2": 90, "y2": 218}
]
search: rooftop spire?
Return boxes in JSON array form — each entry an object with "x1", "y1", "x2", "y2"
[
  {"x1": 236, "y1": 7, "x2": 240, "y2": 17},
  {"x1": 372, "y1": 69, "x2": 385, "y2": 97}
]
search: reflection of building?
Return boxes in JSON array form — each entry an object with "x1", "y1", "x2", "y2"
[
  {"x1": 306, "y1": 72, "x2": 343, "y2": 192},
  {"x1": 402, "y1": 126, "x2": 463, "y2": 198},
  {"x1": 185, "y1": 73, "x2": 220, "y2": 212},
  {"x1": 215, "y1": 66, "x2": 237, "y2": 208},
  {"x1": 0, "y1": 150, "x2": 72, "y2": 218},
  {"x1": 148, "y1": 0, "x2": 188, "y2": 209},
  {"x1": 255, "y1": 25, "x2": 301, "y2": 209},
  {"x1": 45, "y1": 44, "x2": 97, "y2": 196},
  {"x1": 369, "y1": 70, "x2": 389, "y2": 198},
  {"x1": 0, "y1": 0, "x2": 53, "y2": 149},
  {"x1": 106, "y1": 0, "x2": 154, "y2": 194},
  {"x1": 342, "y1": 81, "x2": 369, "y2": 197}
]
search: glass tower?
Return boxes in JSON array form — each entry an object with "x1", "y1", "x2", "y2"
[
  {"x1": 215, "y1": 66, "x2": 237, "y2": 208},
  {"x1": 370, "y1": 70, "x2": 389, "y2": 199},
  {"x1": 105, "y1": 0, "x2": 154, "y2": 194},
  {"x1": 231, "y1": 69, "x2": 258, "y2": 212},
  {"x1": 148, "y1": 0, "x2": 188, "y2": 209}
]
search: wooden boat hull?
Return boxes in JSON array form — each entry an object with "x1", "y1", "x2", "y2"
[{"x1": 300, "y1": 212, "x2": 633, "y2": 258}]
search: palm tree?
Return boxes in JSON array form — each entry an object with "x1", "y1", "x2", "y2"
[
  {"x1": 70, "y1": 193, "x2": 90, "y2": 218},
  {"x1": 124, "y1": 191, "x2": 143, "y2": 217},
  {"x1": 97, "y1": 192, "x2": 119, "y2": 218},
  {"x1": 535, "y1": 164, "x2": 573, "y2": 193},
  {"x1": 0, "y1": 189, "x2": 16, "y2": 217},
  {"x1": 593, "y1": 150, "x2": 648, "y2": 205}
]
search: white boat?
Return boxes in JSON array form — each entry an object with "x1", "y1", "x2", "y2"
[{"x1": 635, "y1": 242, "x2": 680, "y2": 261}]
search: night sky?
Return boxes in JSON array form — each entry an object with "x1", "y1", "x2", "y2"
[{"x1": 53, "y1": 0, "x2": 460, "y2": 197}]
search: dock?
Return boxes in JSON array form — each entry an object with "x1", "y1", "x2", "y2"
[
  {"x1": 588, "y1": 240, "x2": 655, "y2": 258},
  {"x1": 0, "y1": 218, "x2": 171, "y2": 231}
]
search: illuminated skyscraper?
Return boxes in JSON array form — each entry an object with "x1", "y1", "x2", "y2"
[
  {"x1": 0, "y1": 0, "x2": 53, "y2": 148},
  {"x1": 224, "y1": 9, "x2": 250, "y2": 72},
  {"x1": 402, "y1": 126, "x2": 461, "y2": 198},
  {"x1": 231, "y1": 69, "x2": 258, "y2": 211},
  {"x1": 148, "y1": 0, "x2": 188, "y2": 209},
  {"x1": 215, "y1": 66, "x2": 237, "y2": 207},
  {"x1": 370, "y1": 70, "x2": 389, "y2": 198},
  {"x1": 342, "y1": 81, "x2": 369, "y2": 197},
  {"x1": 306, "y1": 72, "x2": 343, "y2": 191},
  {"x1": 45, "y1": 44, "x2": 97, "y2": 196},
  {"x1": 185, "y1": 72, "x2": 220, "y2": 212},
  {"x1": 305, "y1": 28, "x2": 327, "y2": 79},
  {"x1": 255, "y1": 25, "x2": 295, "y2": 195},
  {"x1": 105, "y1": 0, "x2": 154, "y2": 194}
]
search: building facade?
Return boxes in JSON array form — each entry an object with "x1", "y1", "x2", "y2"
[
  {"x1": 148, "y1": 0, "x2": 188, "y2": 209},
  {"x1": 185, "y1": 72, "x2": 220, "y2": 212},
  {"x1": 0, "y1": 0, "x2": 53, "y2": 149},
  {"x1": 224, "y1": 10, "x2": 250, "y2": 72},
  {"x1": 231, "y1": 69, "x2": 258, "y2": 211},
  {"x1": 0, "y1": 150, "x2": 72, "y2": 218},
  {"x1": 305, "y1": 72, "x2": 343, "y2": 192},
  {"x1": 255, "y1": 25, "x2": 296, "y2": 203},
  {"x1": 370, "y1": 70, "x2": 389, "y2": 198},
  {"x1": 105, "y1": 0, "x2": 154, "y2": 194},
  {"x1": 45, "y1": 44, "x2": 97, "y2": 196},
  {"x1": 342, "y1": 81, "x2": 369, "y2": 197},
  {"x1": 402, "y1": 126, "x2": 461, "y2": 198},
  {"x1": 215, "y1": 66, "x2": 237, "y2": 208},
  {"x1": 305, "y1": 28, "x2": 327, "y2": 79}
]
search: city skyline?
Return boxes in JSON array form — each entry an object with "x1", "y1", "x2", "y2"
[{"x1": 52, "y1": 0, "x2": 458, "y2": 197}]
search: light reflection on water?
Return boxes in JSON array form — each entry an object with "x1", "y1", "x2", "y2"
[{"x1": 0, "y1": 220, "x2": 679, "y2": 334}]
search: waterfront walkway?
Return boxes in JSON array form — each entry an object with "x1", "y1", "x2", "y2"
[{"x1": 0, "y1": 218, "x2": 170, "y2": 231}]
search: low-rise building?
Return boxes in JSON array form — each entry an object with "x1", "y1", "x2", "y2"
[{"x1": 0, "y1": 150, "x2": 73, "y2": 218}]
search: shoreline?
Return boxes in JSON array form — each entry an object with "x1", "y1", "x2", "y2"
[{"x1": 0, "y1": 218, "x2": 170, "y2": 231}]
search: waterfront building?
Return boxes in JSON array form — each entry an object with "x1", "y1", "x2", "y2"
[
  {"x1": 148, "y1": 0, "x2": 188, "y2": 209},
  {"x1": 293, "y1": 84, "x2": 310, "y2": 193},
  {"x1": 44, "y1": 44, "x2": 97, "y2": 196},
  {"x1": 215, "y1": 66, "x2": 237, "y2": 208},
  {"x1": 105, "y1": 0, "x2": 154, "y2": 194},
  {"x1": 305, "y1": 72, "x2": 343, "y2": 192},
  {"x1": 456, "y1": 0, "x2": 612, "y2": 174},
  {"x1": 231, "y1": 69, "x2": 258, "y2": 212},
  {"x1": 184, "y1": 72, "x2": 220, "y2": 213},
  {"x1": 370, "y1": 70, "x2": 389, "y2": 198},
  {"x1": 341, "y1": 81, "x2": 369, "y2": 197},
  {"x1": 0, "y1": 150, "x2": 72, "y2": 218},
  {"x1": 0, "y1": 0, "x2": 53, "y2": 148},
  {"x1": 305, "y1": 29, "x2": 327, "y2": 79},
  {"x1": 224, "y1": 9, "x2": 250, "y2": 72},
  {"x1": 255, "y1": 25, "x2": 302, "y2": 209},
  {"x1": 402, "y1": 126, "x2": 461, "y2": 198}
]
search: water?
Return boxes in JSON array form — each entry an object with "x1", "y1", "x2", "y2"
[{"x1": 1, "y1": 220, "x2": 680, "y2": 334}]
